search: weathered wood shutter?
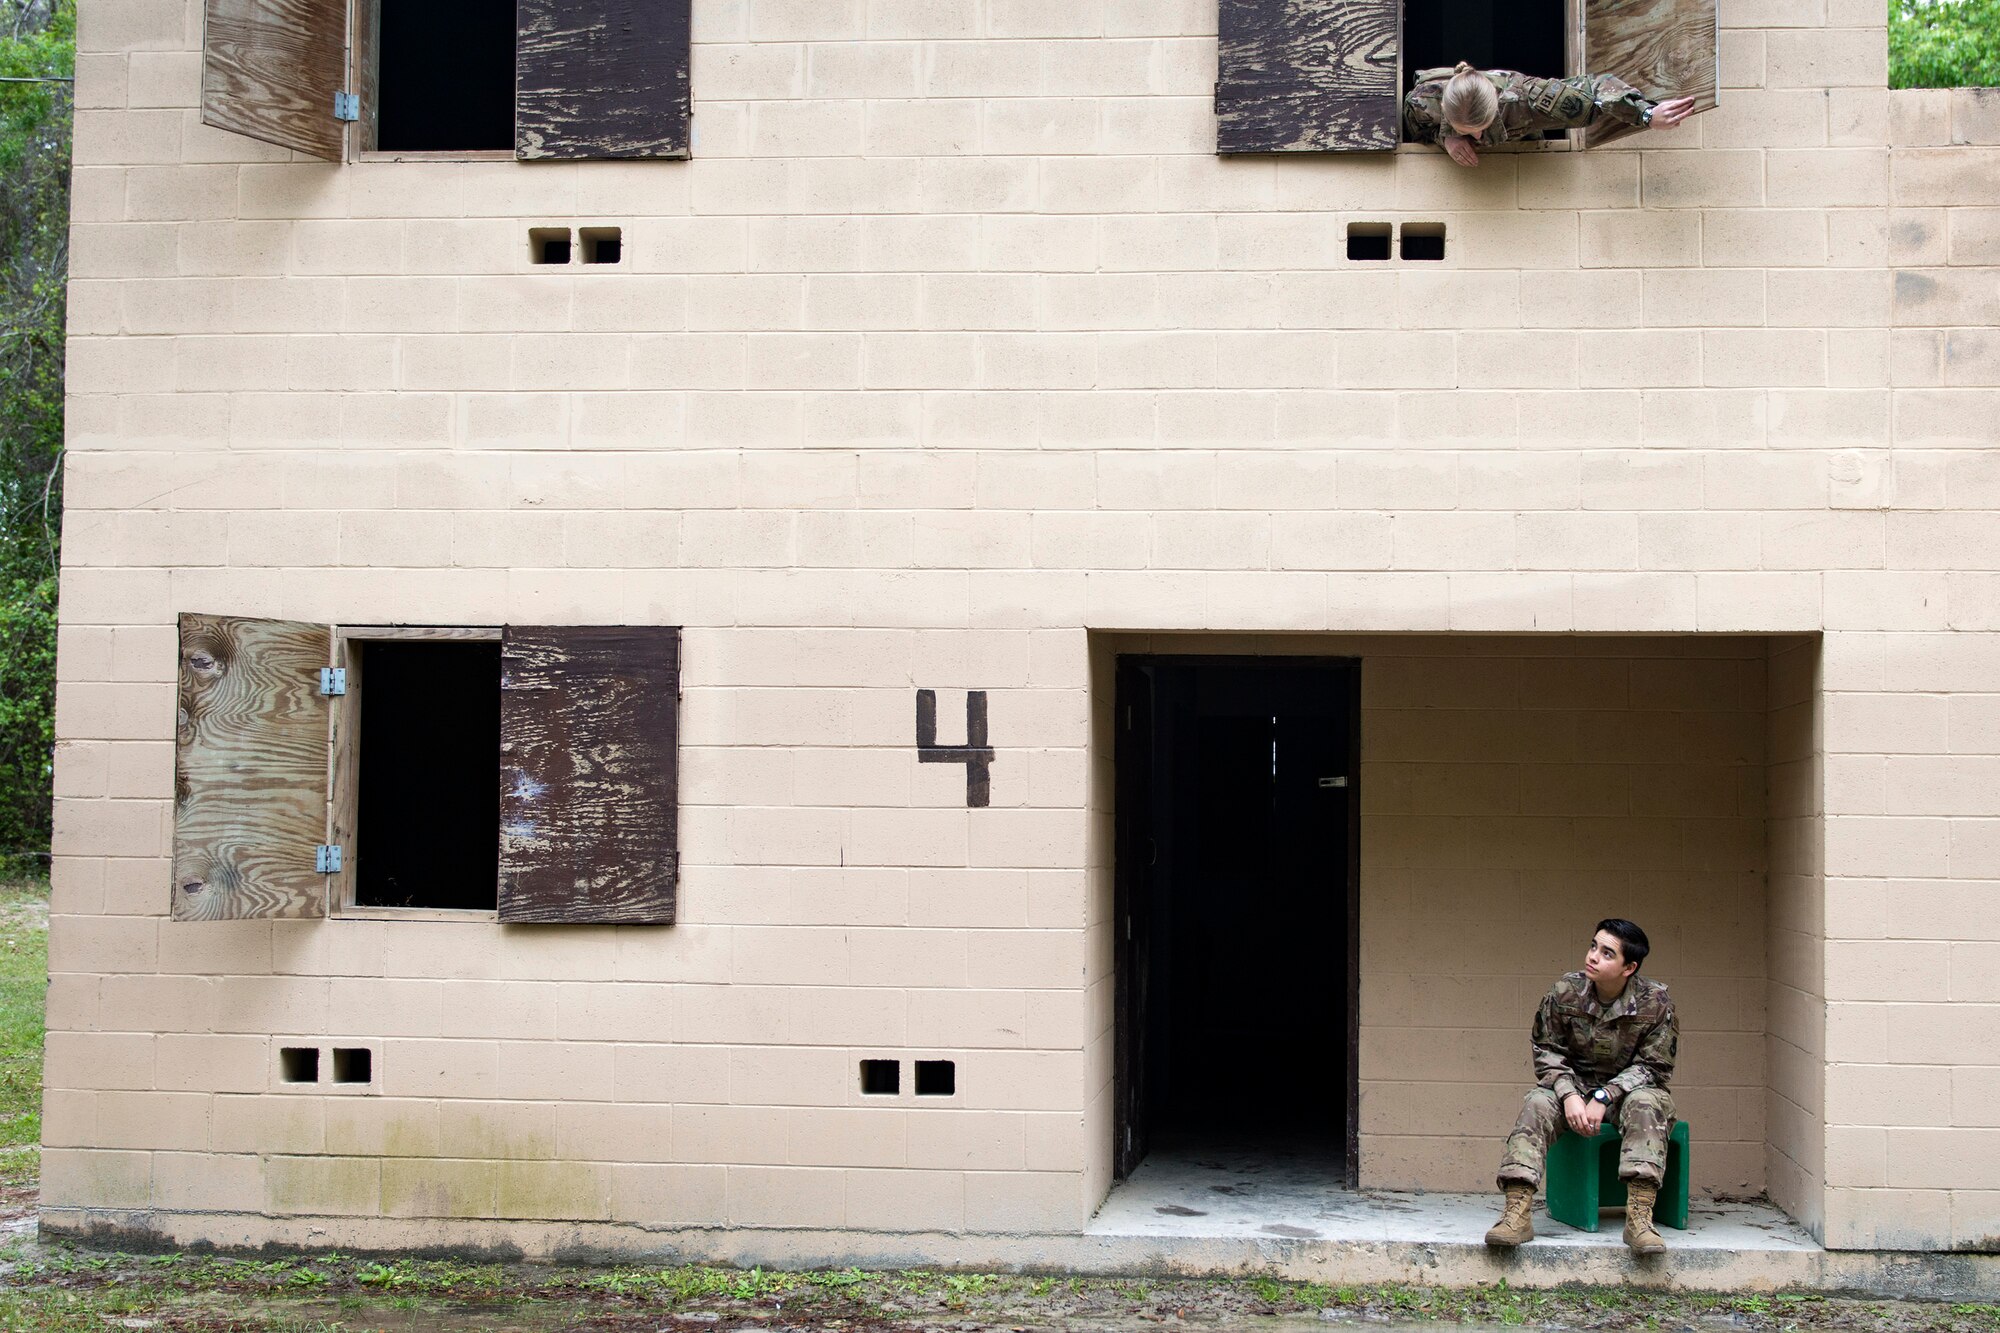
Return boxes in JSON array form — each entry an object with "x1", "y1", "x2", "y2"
[
  {"x1": 200, "y1": 0, "x2": 350, "y2": 161},
  {"x1": 498, "y1": 626, "x2": 680, "y2": 924},
  {"x1": 1580, "y1": 0, "x2": 1718, "y2": 148},
  {"x1": 516, "y1": 0, "x2": 693, "y2": 160},
  {"x1": 1216, "y1": 0, "x2": 1401, "y2": 153},
  {"x1": 173, "y1": 614, "x2": 334, "y2": 921}
]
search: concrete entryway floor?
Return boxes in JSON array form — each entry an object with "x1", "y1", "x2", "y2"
[{"x1": 1086, "y1": 1140, "x2": 1825, "y2": 1290}]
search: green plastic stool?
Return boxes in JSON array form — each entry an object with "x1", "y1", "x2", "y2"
[{"x1": 1545, "y1": 1120, "x2": 1690, "y2": 1233}]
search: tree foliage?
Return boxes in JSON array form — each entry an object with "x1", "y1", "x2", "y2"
[
  {"x1": 1891, "y1": 0, "x2": 2000, "y2": 88},
  {"x1": 0, "y1": 0, "x2": 71, "y2": 874}
]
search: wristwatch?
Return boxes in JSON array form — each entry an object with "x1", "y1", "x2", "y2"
[{"x1": 1591, "y1": 1088, "x2": 1611, "y2": 1105}]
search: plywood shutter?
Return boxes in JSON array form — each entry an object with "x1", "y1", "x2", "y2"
[
  {"x1": 1580, "y1": 0, "x2": 1719, "y2": 148},
  {"x1": 173, "y1": 614, "x2": 333, "y2": 921},
  {"x1": 201, "y1": 0, "x2": 350, "y2": 161},
  {"x1": 1216, "y1": 0, "x2": 1401, "y2": 153},
  {"x1": 498, "y1": 626, "x2": 680, "y2": 924},
  {"x1": 516, "y1": 0, "x2": 693, "y2": 160}
]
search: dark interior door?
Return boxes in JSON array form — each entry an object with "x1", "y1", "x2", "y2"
[
  {"x1": 1113, "y1": 662, "x2": 1154, "y2": 1180},
  {"x1": 1114, "y1": 657, "x2": 1359, "y2": 1179}
]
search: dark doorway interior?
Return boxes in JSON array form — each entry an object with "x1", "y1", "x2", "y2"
[
  {"x1": 1114, "y1": 658, "x2": 1359, "y2": 1182},
  {"x1": 355, "y1": 640, "x2": 501, "y2": 910},
  {"x1": 1403, "y1": 0, "x2": 1568, "y2": 132},
  {"x1": 375, "y1": 0, "x2": 516, "y2": 152}
]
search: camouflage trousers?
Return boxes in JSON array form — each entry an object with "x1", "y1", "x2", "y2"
[{"x1": 1496, "y1": 1086, "x2": 1675, "y2": 1191}]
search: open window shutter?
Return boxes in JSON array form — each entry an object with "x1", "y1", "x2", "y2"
[
  {"x1": 1580, "y1": 0, "x2": 1718, "y2": 148},
  {"x1": 516, "y1": 0, "x2": 692, "y2": 160},
  {"x1": 498, "y1": 626, "x2": 680, "y2": 924},
  {"x1": 201, "y1": 0, "x2": 350, "y2": 161},
  {"x1": 1216, "y1": 0, "x2": 1401, "y2": 153},
  {"x1": 173, "y1": 614, "x2": 334, "y2": 921}
]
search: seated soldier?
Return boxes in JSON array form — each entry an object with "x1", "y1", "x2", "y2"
[
  {"x1": 1406, "y1": 62, "x2": 1696, "y2": 167},
  {"x1": 1485, "y1": 918, "x2": 1678, "y2": 1255}
]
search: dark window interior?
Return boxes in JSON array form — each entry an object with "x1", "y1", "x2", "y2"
[
  {"x1": 1403, "y1": 0, "x2": 1568, "y2": 137},
  {"x1": 860, "y1": 1060, "x2": 900, "y2": 1095},
  {"x1": 355, "y1": 640, "x2": 501, "y2": 910},
  {"x1": 915, "y1": 1059, "x2": 956, "y2": 1096},
  {"x1": 280, "y1": 1047, "x2": 320, "y2": 1083},
  {"x1": 375, "y1": 0, "x2": 515, "y2": 152}
]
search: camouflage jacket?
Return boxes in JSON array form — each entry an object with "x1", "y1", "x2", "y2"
[
  {"x1": 1403, "y1": 67, "x2": 1655, "y2": 149},
  {"x1": 1530, "y1": 971, "x2": 1677, "y2": 1107}
]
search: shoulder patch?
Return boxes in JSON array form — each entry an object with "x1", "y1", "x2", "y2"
[{"x1": 1557, "y1": 89, "x2": 1588, "y2": 119}]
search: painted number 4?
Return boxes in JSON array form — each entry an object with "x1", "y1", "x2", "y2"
[{"x1": 916, "y1": 689, "x2": 993, "y2": 808}]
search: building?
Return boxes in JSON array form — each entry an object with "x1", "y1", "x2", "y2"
[{"x1": 42, "y1": 0, "x2": 2000, "y2": 1274}]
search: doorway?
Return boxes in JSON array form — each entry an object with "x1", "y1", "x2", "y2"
[{"x1": 1113, "y1": 657, "x2": 1360, "y2": 1184}]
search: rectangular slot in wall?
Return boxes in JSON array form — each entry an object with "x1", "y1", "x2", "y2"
[
  {"x1": 1346, "y1": 223, "x2": 1392, "y2": 262},
  {"x1": 915, "y1": 1059, "x2": 956, "y2": 1096},
  {"x1": 279, "y1": 1047, "x2": 321, "y2": 1083},
  {"x1": 1401, "y1": 0, "x2": 1565, "y2": 116},
  {"x1": 1400, "y1": 223, "x2": 1447, "y2": 261},
  {"x1": 859, "y1": 1059, "x2": 900, "y2": 1095},
  {"x1": 530, "y1": 227, "x2": 572, "y2": 265},
  {"x1": 580, "y1": 226, "x2": 623, "y2": 264},
  {"x1": 332, "y1": 1047, "x2": 374, "y2": 1085}
]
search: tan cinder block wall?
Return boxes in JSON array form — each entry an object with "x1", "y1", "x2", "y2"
[
  {"x1": 1767, "y1": 636, "x2": 1826, "y2": 1238},
  {"x1": 1808, "y1": 84, "x2": 2000, "y2": 1253},
  {"x1": 1356, "y1": 637, "x2": 1771, "y2": 1198},
  {"x1": 47, "y1": 0, "x2": 2000, "y2": 1253}
]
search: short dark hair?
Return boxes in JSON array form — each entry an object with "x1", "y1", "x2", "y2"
[{"x1": 1595, "y1": 918, "x2": 1650, "y2": 972}]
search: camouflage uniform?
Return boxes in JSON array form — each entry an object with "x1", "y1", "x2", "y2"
[
  {"x1": 1497, "y1": 971, "x2": 1678, "y2": 1190},
  {"x1": 1403, "y1": 67, "x2": 1656, "y2": 149}
]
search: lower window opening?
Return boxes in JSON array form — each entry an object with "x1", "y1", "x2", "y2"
[
  {"x1": 374, "y1": 0, "x2": 516, "y2": 152},
  {"x1": 279, "y1": 1047, "x2": 321, "y2": 1083},
  {"x1": 354, "y1": 640, "x2": 501, "y2": 910},
  {"x1": 860, "y1": 1060, "x2": 901, "y2": 1095}
]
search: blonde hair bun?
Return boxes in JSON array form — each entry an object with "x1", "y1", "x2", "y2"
[{"x1": 1441, "y1": 63, "x2": 1498, "y2": 130}]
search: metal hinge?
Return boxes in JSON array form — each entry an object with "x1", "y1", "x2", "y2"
[
  {"x1": 315, "y1": 845, "x2": 343, "y2": 874},
  {"x1": 319, "y1": 667, "x2": 346, "y2": 696},
  {"x1": 1319, "y1": 775, "x2": 1349, "y2": 788},
  {"x1": 333, "y1": 91, "x2": 359, "y2": 122}
]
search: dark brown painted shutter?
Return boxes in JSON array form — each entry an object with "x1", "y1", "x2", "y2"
[
  {"x1": 516, "y1": 0, "x2": 692, "y2": 160},
  {"x1": 1216, "y1": 0, "x2": 1401, "y2": 153},
  {"x1": 200, "y1": 0, "x2": 349, "y2": 161},
  {"x1": 498, "y1": 626, "x2": 680, "y2": 924},
  {"x1": 173, "y1": 614, "x2": 334, "y2": 921},
  {"x1": 1580, "y1": 0, "x2": 1718, "y2": 148}
]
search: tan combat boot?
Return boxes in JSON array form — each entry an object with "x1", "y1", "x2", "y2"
[
  {"x1": 1623, "y1": 1181, "x2": 1667, "y2": 1255},
  {"x1": 1483, "y1": 1184, "x2": 1535, "y2": 1247}
]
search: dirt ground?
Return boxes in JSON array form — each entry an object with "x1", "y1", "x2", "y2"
[{"x1": 0, "y1": 1237, "x2": 1996, "y2": 1333}]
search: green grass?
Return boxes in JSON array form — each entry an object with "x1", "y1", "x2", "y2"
[
  {"x1": 1891, "y1": 0, "x2": 2000, "y2": 88},
  {"x1": 0, "y1": 876, "x2": 46, "y2": 1157}
]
